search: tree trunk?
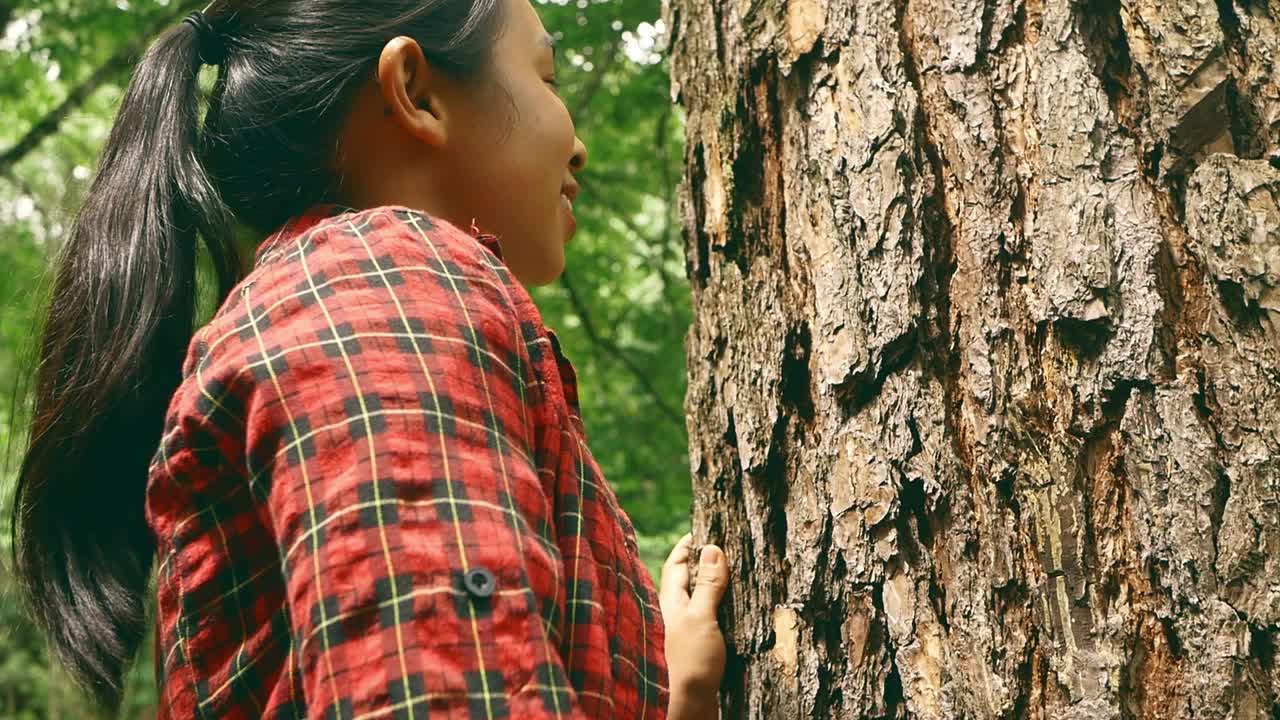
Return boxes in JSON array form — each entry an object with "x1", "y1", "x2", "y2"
[{"x1": 666, "y1": 0, "x2": 1280, "y2": 716}]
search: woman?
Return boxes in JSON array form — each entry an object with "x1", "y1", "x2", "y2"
[{"x1": 10, "y1": 1, "x2": 729, "y2": 717}]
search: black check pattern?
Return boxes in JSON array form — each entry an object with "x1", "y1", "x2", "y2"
[{"x1": 147, "y1": 205, "x2": 667, "y2": 719}]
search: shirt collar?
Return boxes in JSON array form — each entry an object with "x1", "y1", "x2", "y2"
[
  {"x1": 465, "y1": 218, "x2": 505, "y2": 261},
  {"x1": 254, "y1": 202, "x2": 351, "y2": 268},
  {"x1": 256, "y1": 203, "x2": 505, "y2": 268}
]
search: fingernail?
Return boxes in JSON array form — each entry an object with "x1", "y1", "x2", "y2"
[{"x1": 700, "y1": 545, "x2": 722, "y2": 568}]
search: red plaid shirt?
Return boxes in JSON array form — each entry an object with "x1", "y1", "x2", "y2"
[{"x1": 146, "y1": 204, "x2": 668, "y2": 719}]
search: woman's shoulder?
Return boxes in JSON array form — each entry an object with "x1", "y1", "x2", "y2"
[
  {"x1": 155, "y1": 202, "x2": 554, "y2": 479},
  {"x1": 251, "y1": 203, "x2": 499, "y2": 279},
  {"x1": 205, "y1": 204, "x2": 510, "y2": 328},
  {"x1": 185, "y1": 203, "x2": 533, "y2": 393}
]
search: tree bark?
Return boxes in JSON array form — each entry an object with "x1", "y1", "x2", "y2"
[{"x1": 666, "y1": 0, "x2": 1280, "y2": 717}]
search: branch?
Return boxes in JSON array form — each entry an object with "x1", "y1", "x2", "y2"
[
  {"x1": 573, "y1": 169, "x2": 689, "y2": 335},
  {"x1": 557, "y1": 268, "x2": 685, "y2": 428},
  {"x1": 571, "y1": 176, "x2": 651, "y2": 331},
  {"x1": 556, "y1": 43, "x2": 685, "y2": 429},
  {"x1": 580, "y1": 177, "x2": 663, "y2": 246},
  {"x1": 571, "y1": 41, "x2": 621, "y2": 120},
  {"x1": 0, "y1": 0, "x2": 204, "y2": 175},
  {"x1": 653, "y1": 109, "x2": 683, "y2": 331},
  {"x1": 0, "y1": 2, "x2": 17, "y2": 33},
  {"x1": 1, "y1": 168, "x2": 39, "y2": 200}
]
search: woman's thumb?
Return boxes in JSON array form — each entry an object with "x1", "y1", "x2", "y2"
[{"x1": 689, "y1": 544, "x2": 729, "y2": 618}]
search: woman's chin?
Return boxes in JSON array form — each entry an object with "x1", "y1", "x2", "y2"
[{"x1": 519, "y1": 252, "x2": 566, "y2": 288}]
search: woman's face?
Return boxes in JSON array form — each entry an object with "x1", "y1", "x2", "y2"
[
  {"x1": 343, "y1": 0, "x2": 587, "y2": 287},
  {"x1": 417, "y1": 0, "x2": 588, "y2": 287}
]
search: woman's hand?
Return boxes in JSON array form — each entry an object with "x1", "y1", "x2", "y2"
[{"x1": 660, "y1": 533, "x2": 729, "y2": 720}]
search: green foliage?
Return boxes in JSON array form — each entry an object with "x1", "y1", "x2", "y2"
[{"x1": 0, "y1": 0, "x2": 689, "y2": 715}]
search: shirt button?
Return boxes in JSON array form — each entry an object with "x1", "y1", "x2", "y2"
[{"x1": 464, "y1": 567, "x2": 497, "y2": 599}]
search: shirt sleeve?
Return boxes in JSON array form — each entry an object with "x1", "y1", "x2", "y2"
[{"x1": 242, "y1": 215, "x2": 588, "y2": 719}]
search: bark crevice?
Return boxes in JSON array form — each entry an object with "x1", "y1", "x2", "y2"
[{"x1": 671, "y1": 0, "x2": 1280, "y2": 713}]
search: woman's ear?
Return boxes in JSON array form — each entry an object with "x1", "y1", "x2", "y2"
[{"x1": 376, "y1": 36, "x2": 448, "y2": 147}]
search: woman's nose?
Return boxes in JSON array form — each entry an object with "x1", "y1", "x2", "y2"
[{"x1": 570, "y1": 136, "x2": 588, "y2": 173}]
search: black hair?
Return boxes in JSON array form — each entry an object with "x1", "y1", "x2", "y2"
[{"x1": 9, "y1": 0, "x2": 506, "y2": 710}]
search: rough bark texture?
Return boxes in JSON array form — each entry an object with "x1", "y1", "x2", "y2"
[{"x1": 665, "y1": 0, "x2": 1280, "y2": 716}]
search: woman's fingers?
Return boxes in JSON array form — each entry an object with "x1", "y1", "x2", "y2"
[
  {"x1": 688, "y1": 544, "x2": 728, "y2": 619},
  {"x1": 662, "y1": 535, "x2": 730, "y2": 620},
  {"x1": 660, "y1": 533, "x2": 694, "y2": 612}
]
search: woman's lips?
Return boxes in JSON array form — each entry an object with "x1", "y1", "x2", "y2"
[{"x1": 561, "y1": 193, "x2": 576, "y2": 240}]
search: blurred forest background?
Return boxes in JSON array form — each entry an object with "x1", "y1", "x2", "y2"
[{"x1": 0, "y1": 0, "x2": 689, "y2": 716}]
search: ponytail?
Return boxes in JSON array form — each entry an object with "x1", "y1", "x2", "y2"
[
  {"x1": 11, "y1": 0, "x2": 508, "y2": 709},
  {"x1": 10, "y1": 18, "x2": 239, "y2": 710}
]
